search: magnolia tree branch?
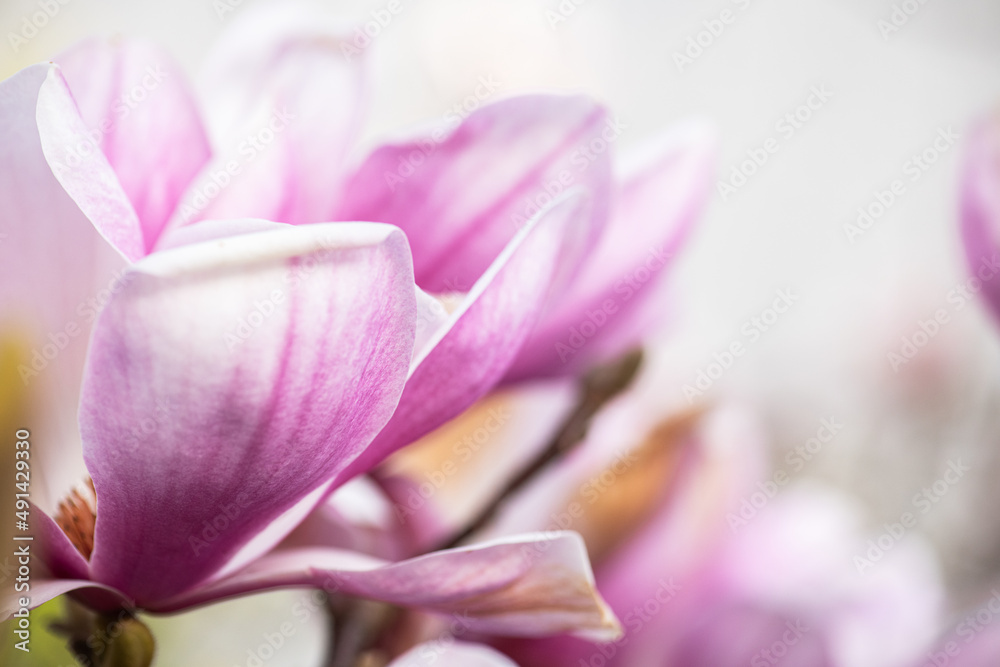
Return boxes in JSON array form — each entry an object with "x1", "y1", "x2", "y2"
[{"x1": 438, "y1": 348, "x2": 644, "y2": 551}]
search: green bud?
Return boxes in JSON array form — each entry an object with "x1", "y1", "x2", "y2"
[{"x1": 97, "y1": 616, "x2": 155, "y2": 667}]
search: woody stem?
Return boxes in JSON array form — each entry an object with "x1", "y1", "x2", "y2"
[{"x1": 435, "y1": 348, "x2": 644, "y2": 552}]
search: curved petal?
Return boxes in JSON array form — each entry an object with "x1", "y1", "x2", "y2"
[
  {"x1": 961, "y1": 115, "x2": 1000, "y2": 322},
  {"x1": 376, "y1": 380, "x2": 578, "y2": 554},
  {"x1": 80, "y1": 222, "x2": 417, "y2": 606},
  {"x1": 153, "y1": 532, "x2": 620, "y2": 641},
  {"x1": 506, "y1": 120, "x2": 718, "y2": 380},
  {"x1": 0, "y1": 64, "x2": 128, "y2": 513},
  {"x1": 282, "y1": 476, "x2": 407, "y2": 561},
  {"x1": 336, "y1": 192, "x2": 591, "y2": 484},
  {"x1": 155, "y1": 217, "x2": 288, "y2": 251},
  {"x1": 2, "y1": 579, "x2": 130, "y2": 620},
  {"x1": 334, "y1": 94, "x2": 612, "y2": 293},
  {"x1": 36, "y1": 66, "x2": 145, "y2": 262},
  {"x1": 35, "y1": 504, "x2": 90, "y2": 581},
  {"x1": 390, "y1": 641, "x2": 519, "y2": 667},
  {"x1": 54, "y1": 38, "x2": 212, "y2": 251},
  {"x1": 496, "y1": 405, "x2": 771, "y2": 666},
  {"x1": 174, "y1": 4, "x2": 366, "y2": 227}
]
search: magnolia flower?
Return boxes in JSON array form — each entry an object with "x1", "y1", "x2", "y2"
[
  {"x1": 199, "y1": 1, "x2": 716, "y2": 572},
  {"x1": 379, "y1": 388, "x2": 944, "y2": 666},
  {"x1": 175, "y1": 5, "x2": 716, "y2": 385},
  {"x1": 960, "y1": 112, "x2": 1000, "y2": 320},
  {"x1": 11, "y1": 2, "x2": 715, "y2": 509},
  {"x1": 0, "y1": 10, "x2": 651, "y2": 650},
  {"x1": 1, "y1": 3, "x2": 716, "y2": 658}
]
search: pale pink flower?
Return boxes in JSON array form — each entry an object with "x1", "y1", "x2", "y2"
[{"x1": 0, "y1": 3, "x2": 730, "y2": 639}]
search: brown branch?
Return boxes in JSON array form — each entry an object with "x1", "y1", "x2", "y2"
[
  {"x1": 324, "y1": 596, "x2": 396, "y2": 667},
  {"x1": 436, "y1": 348, "x2": 644, "y2": 552}
]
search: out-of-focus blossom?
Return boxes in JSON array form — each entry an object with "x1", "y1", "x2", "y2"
[
  {"x1": 960, "y1": 112, "x2": 1000, "y2": 322},
  {"x1": 919, "y1": 608, "x2": 1000, "y2": 666},
  {"x1": 380, "y1": 383, "x2": 944, "y2": 666},
  {"x1": 500, "y1": 400, "x2": 943, "y2": 667}
]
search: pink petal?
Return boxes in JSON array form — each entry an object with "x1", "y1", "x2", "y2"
[
  {"x1": 929, "y1": 615, "x2": 1000, "y2": 666},
  {"x1": 54, "y1": 38, "x2": 212, "y2": 251},
  {"x1": 334, "y1": 95, "x2": 613, "y2": 293},
  {"x1": 961, "y1": 116, "x2": 1000, "y2": 322},
  {"x1": 154, "y1": 532, "x2": 621, "y2": 641},
  {"x1": 376, "y1": 379, "x2": 578, "y2": 555},
  {"x1": 336, "y1": 192, "x2": 592, "y2": 484},
  {"x1": 2, "y1": 579, "x2": 129, "y2": 620},
  {"x1": 79, "y1": 223, "x2": 417, "y2": 606},
  {"x1": 174, "y1": 4, "x2": 365, "y2": 227},
  {"x1": 282, "y1": 476, "x2": 408, "y2": 561},
  {"x1": 505, "y1": 120, "x2": 718, "y2": 380},
  {"x1": 0, "y1": 64, "x2": 128, "y2": 512},
  {"x1": 390, "y1": 642, "x2": 519, "y2": 667},
  {"x1": 35, "y1": 504, "x2": 90, "y2": 581},
  {"x1": 497, "y1": 406, "x2": 770, "y2": 666},
  {"x1": 36, "y1": 66, "x2": 145, "y2": 262},
  {"x1": 154, "y1": 217, "x2": 288, "y2": 251}
]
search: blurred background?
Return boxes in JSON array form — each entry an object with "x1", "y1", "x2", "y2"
[{"x1": 4, "y1": 0, "x2": 1000, "y2": 660}]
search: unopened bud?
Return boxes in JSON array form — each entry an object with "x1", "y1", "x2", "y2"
[{"x1": 100, "y1": 616, "x2": 155, "y2": 667}]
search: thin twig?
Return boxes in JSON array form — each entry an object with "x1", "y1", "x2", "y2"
[
  {"x1": 320, "y1": 349, "x2": 644, "y2": 666},
  {"x1": 324, "y1": 596, "x2": 397, "y2": 667},
  {"x1": 436, "y1": 348, "x2": 644, "y2": 551}
]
